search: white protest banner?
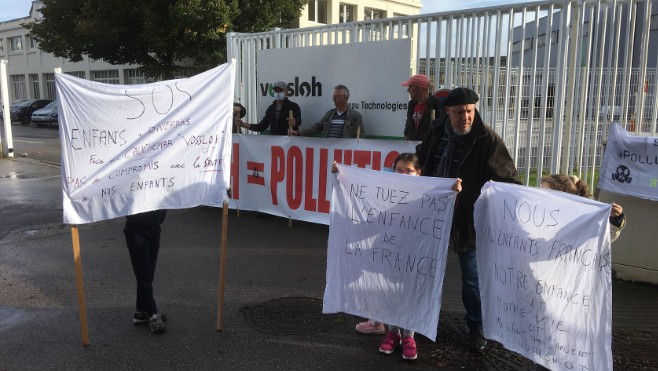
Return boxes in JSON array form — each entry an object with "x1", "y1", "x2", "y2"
[
  {"x1": 58, "y1": 63, "x2": 234, "y2": 224},
  {"x1": 474, "y1": 181, "x2": 612, "y2": 371},
  {"x1": 599, "y1": 123, "x2": 658, "y2": 201},
  {"x1": 322, "y1": 164, "x2": 456, "y2": 340},
  {"x1": 229, "y1": 135, "x2": 418, "y2": 224},
  {"x1": 256, "y1": 40, "x2": 411, "y2": 138}
]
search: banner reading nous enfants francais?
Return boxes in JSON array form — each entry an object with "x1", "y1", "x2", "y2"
[
  {"x1": 58, "y1": 63, "x2": 234, "y2": 224},
  {"x1": 599, "y1": 123, "x2": 658, "y2": 201},
  {"x1": 474, "y1": 181, "x2": 612, "y2": 371},
  {"x1": 322, "y1": 164, "x2": 457, "y2": 340}
]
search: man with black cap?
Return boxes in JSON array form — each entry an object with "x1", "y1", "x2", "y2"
[
  {"x1": 416, "y1": 87, "x2": 520, "y2": 352},
  {"x1": 401, "y1": 74, "x2": 444, "y2": 141},
  {"x1": 236, "y1": 81, "x2": 301, "y2": 135}
]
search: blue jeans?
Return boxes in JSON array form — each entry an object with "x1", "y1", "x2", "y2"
[{"x1": 458, "y1": 250, "x2": 482, "y2": 329}]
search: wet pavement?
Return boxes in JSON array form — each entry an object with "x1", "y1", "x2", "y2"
[{"x1": 0, "y1": 156, "x2": 656, "y2": 370}]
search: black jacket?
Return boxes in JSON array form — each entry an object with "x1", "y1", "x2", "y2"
[
  {"x1": 404, "y1": 94, "x2": 444, "y2": 141},
  {"x1": 251, "y1": 98, "x2": 302, "y2": 135},
  {"x1": 416, "y1": 110, "x2": 520, "y2": 251}
]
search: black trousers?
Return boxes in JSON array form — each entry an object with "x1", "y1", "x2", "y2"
[{"x1": 124, "y1": 210, "x2": 166, "y2": 315}]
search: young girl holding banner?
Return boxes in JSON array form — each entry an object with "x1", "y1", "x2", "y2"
[
  {"x1": 540, "y1": 174, "x2": 626, "y2": 242},
  {"x1": 333, "y1": 153, "x2": 462, "y2": 360}
]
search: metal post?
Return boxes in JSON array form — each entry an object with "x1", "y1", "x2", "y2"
[{"x1": 1, "y1": 60, "x2": 14, "y2": 158}]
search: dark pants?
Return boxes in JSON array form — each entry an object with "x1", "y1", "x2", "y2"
[
  {"x1": 124, "y1": 210, "x2": 166, "y2": 315},
  {"x1": 458, "y1": 250, "x2": 482, "y2": 329}
]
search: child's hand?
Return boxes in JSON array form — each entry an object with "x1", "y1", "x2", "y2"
[
  {"x1": 610, "y1": 202, "x2": 623, "y2": 217},
  {"x1": 452, "y1": 178, "x2": 462, "y2": 193},
  {"x1": 331, "y1": 161, "x2": 339, "y2": 174}
]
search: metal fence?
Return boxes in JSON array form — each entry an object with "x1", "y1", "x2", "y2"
[{"x1": 227, "y1": 0, "x2": 658, "y2": 186}]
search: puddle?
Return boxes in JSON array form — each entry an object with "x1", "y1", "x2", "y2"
[
  {"x1": 0, "y1": 307, "x2": 28, "y2": 332},
  {"x1": 25, "y1": 230, "x2": 39, "y2": 235},
  {"x1": 1, "y1": 172, "x2": 39, "y2": 179}
]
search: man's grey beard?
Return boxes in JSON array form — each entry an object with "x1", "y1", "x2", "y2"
[{"x1": 453, "y1": 126, "x2": 472, "y2": 136}]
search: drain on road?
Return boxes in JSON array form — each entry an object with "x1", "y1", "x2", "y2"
[{"x1": 243, "y1": 296, "x2": 345, "y2": 335}]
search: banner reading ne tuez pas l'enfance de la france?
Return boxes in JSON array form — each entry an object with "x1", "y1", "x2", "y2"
[
  {"x1": 474, "y1": 181, "x2": 612, "y2": 371},
  {"x1": 57, "y1": 63, "x2": 234, "y2": 224},
  {"x1": 323, "y1": 164, "x2": 457, "y2": 340}
]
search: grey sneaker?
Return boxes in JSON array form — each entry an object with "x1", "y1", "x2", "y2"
[
  {"x1": 134, "y1": 311, "x2": 167, "y2": 325},
  {"x1": 133, "y1": 311, "x2": 149, "y2": 324},
  {"x1": 149, "y1": 313, "x2": 166, "y2": 333}
]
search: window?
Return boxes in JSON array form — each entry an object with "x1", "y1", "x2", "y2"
[
  {"x1": 126, "y1": 69, "x2": 156, "y2": 85},
  {"x1": 536, "y1": 33, "x2": 546, "y2": 48},
  {"x1": 91, "y1": 70, "x2": 120, "y2": 84},
  {"x1": 0, "y1": 39, "x2": 3, "y2": 53},
  {"x1": 30, "y1": 74, "x2": 40, "y2": 99},
  {"x1": 43, "y1": 73, "x2": 56, "y2": 99},
  {"x1": 307, "y1": 0, "x2": 327, "y2": 24},
  {"x1": 364, "y1": 8, "x2": 384, "y2": 21},
  {"x1": 651, "y1": 14, "x2": 658, "y2": 31},
  {"x1": 524, "y1": 37, "x2": 533, "y2": 51},
  {"x1": 28, "y1": 36, "x2": 38, "y2": 50},
  {"x1": 11, "y1": 75, "x2": 27, "y2": 100},
  {"x1": 9, "y1": 36, "x2": 23, "y2": 52},
  {"x1": 512, "y1": 40, "x2": 522, "y2": 53},
  {"x1": 66, "y1": 71, "x2": 85, "y2": 78},
  {"x1": 339, "y1": 3, "x2": 355, "y2": 23},
  {"x1": 551, "y1": 30, "x2": 559, "y2": 44}
]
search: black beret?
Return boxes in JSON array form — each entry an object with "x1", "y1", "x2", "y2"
[
  {"x1": 444, "y1": 87, "x2": 479, "y2": 106},
  {"x1": 233, "y1": 102, "x2": 246, "y2": 118}
]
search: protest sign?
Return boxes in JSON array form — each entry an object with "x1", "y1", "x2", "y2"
[
  {"x1": 599, "y1": 123, "x2": 658, "y2": 201},
  {"x1": 322, "y1": 164, "x2": 456, "y2": 340},
  {"x1": 229, "y1": 135, "x2": 418, "y2": 224},
  {"x1": 58, "y1": 63, "x2": 234, "y2": 224},
  {"x1": 474, "y1": 181, "x2": 612, "y2": 371}
]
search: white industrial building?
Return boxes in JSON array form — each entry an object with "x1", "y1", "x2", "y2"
[{"x1": 0, "y1": 0, "x2": 421, "y2": 102}]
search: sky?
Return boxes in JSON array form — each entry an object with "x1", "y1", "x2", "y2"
[{"x1": 0, "y1": 0, "x2": 542, "y2": 22}]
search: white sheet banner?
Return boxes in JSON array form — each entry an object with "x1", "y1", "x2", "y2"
[
  {"x1": 474, "y1": 181, "x2": 612, "y2": 371},
  {"x1": 599, "y1": 123, "x2": 658, "y2": 201},
  {"x1": 58, "y1": 63, "x2": 234, "y2": 224},
  {"x1": 229, "y1": 135, "x2": 418, "y2": 224},
  {"x1": 322, "y1": 164, "x2": 457, "y2": 340}
]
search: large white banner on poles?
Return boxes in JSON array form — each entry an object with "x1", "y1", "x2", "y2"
[
  {"x1": 58, "y1": 63, "x2": 234, "y2": 224},
  {"x1": 229, "y1": 135, "x2": 418, "y2": 224},
  {"x1": 599, "y1": 123, "x2": 658, "y2": 201},
  {"x1": 474, "y1": 181, "x2": 612, "y2": 371},
  {"x1": 322, "y1": 164, "x2": 457, "y2": 340}
]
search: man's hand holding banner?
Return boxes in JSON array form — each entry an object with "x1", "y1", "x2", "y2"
[
  {"x1": 474, "y1": 181, "x2": 612, "y2": 371},
  {"x1": 323, "y1": 164, "x2": 457, "y2": 340}
]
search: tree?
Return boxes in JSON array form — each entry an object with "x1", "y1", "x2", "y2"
[{"x1": 27, "y1": 0, "x2": 307, "y2": 78}]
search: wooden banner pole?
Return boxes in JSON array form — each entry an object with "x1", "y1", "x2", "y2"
[
  {"x1": 71, "y1": 226, "x2": 90, "y2": 346},
  {"x1": 216, "y1": 201, "x2": 229, "y2": 331}
]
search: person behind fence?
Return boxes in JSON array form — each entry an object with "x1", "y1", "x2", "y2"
[
  {"x1": 401, "y1": 74, "x2": 445, "y2": 141},
  {"x1": 415, "y1": 87, "x2": 520, "y2": 352},
  {"x1": 236, "y1": 81, "x2": 301, "y2": 135},
  {"x1": 124, "y1": 209, "x2": 168, "y2": 334},
  {"x1": 288, "y1": 84, "x2": 365, "y2": 138},
  {"x1": 332, "y1": 154, "x2": 462, "y2": 361},
  {"x1": 232, "y1": 102, "x2": 246, "y2": 133},
  {"x1": 540, "y1": 174, "x2": 626, "y2": 242}
]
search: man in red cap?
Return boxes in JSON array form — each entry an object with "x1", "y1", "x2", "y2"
[
  {"x1": 416, "y1": 87, "x2": 520, "y2": 352},
  {"x1": 401, "y1": 74, "x2": 444, "y2": 141}
]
